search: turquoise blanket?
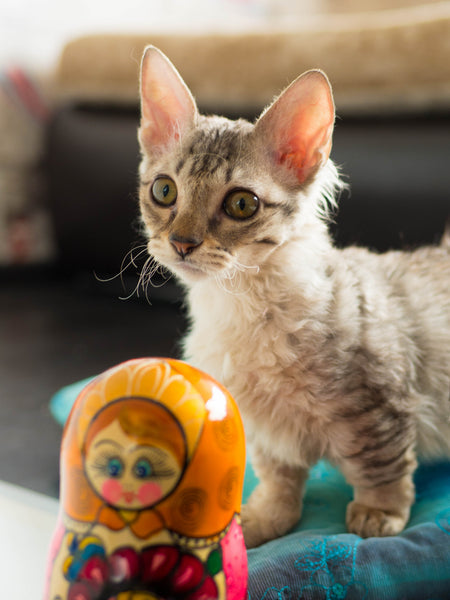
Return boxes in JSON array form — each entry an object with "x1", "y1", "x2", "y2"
[
  {"x1": 243, "y1": 460, "x2": 450, "y2": 600},
  {"x1": 51, "y1": 381, "x2": 450, "y2": 599}
]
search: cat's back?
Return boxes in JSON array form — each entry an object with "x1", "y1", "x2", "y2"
[
  {"x1": 384, "y1": 243, "x2": 449, "y2": 289},
  {"x1": 337, "y1": 240, "x2": 450, "y2": 382},
  {"x1": 340, "y1": 240, "x2": 449, "y2": 381},
  {"x1": 337, "y1": 240, "x2": 449, "y2": 458},
  {"x1": 340, "y1": 240, "x2": 450, "y2": 306}
]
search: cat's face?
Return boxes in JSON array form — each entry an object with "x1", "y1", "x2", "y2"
[
  {"x1": 139, "y1": 117, "x2": 301, "y2": 283},
  {"x1": 138, "y1": 47, "x2": 335, "y2": 284}
]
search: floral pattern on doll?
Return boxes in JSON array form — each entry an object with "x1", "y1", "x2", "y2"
[
  {"x1": 62, "y1": 534, "x2": 220, "y2": 600},
  {"x1": 60, "y1": 397, "x2": 220, "y2": 598}
]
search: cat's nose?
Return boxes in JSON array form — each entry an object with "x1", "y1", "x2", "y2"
[{"x1": 169, "y1": 234, "x2": 203, "y2": 259}]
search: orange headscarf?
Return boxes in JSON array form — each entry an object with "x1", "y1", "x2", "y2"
[{"x1": 60, "y1": 358, "x2": 245, "y2": 539}]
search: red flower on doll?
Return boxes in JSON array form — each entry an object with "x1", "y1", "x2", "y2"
[{"x1": 66, "y1": 539, "x2": 219, "y2": 600}]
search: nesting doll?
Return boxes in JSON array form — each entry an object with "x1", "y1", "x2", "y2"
[{"x1": 44, "y1": 358, "x2": 247, "y2": 600}]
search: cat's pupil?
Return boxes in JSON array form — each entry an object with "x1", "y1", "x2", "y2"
[
  {"x1": 223, "y1": 189, "x2": 259, "y2": 219},
  {"x1": 163, "y1": 184, "x2": 170, "y2": 197}
]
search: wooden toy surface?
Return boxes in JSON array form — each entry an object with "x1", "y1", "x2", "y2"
[{"x1": 44, "y1": 358, "x2": 247, "y2": 600}]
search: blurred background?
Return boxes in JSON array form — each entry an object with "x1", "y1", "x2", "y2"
[{"x1": 0, "y1": 0, "x2": 449, "y2": 499}]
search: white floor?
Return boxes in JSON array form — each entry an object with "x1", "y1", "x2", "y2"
[{"x1": 0, "y1": 480, "x2": 58, "y2": 600}]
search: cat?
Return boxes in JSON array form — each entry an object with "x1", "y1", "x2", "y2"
[{"x1": 137, "y1": 45, "x2": 450, "y2": 548}]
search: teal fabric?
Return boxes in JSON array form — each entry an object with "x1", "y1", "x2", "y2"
[
  {"x1": 245, "y1": 460, "x2": 450, "y2": 599},
  {"x1": 50, "y1": 381, "x2": 450, "y2": 599},
  {"x1": 49, "y1": 376, "x2": 96, "y2": 425}
]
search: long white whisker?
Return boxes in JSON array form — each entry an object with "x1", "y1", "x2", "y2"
[
  {"x1": 233, "y1": 259, "x2": 260, "y2": 274},
  {"x1": 118, "y1": 255, "x2": 152, "y2": 302},
  {"x1": 94, "y1": 245, "x2": 148, "y2": 285},
  {"x1": 128, "y1": 254, "x2": 173, "y2": 305},
  {"x1": 215, "y1": 257, "x2": 259, "y2": 295}
]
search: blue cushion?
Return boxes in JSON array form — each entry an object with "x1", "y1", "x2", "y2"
[
  {"x1": 50, "y1": 380, "x2": 450, "y2": 599},
  {"x1": 49, "y1": 376, "x2": 96, "y2": 426},
  {"x1": 244, "y1": 460, "x2": 450, "y2": 599}
]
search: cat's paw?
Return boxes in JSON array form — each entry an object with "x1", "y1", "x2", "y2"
[
  {"x1": 346, "y1": 501, "x2": 409, "y2": 538},
  {"x1": 240, "y1": 503, "x2": 270, "y2": 548},
  {"x1": 240, "y1": 485, "x2": 302, "y2": 548}
]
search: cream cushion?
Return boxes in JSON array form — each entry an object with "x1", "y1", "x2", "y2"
[{"x1": 55, "y1": 2, "x2": 450, "y2": 114}]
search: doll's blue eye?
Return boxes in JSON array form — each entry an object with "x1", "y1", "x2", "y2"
[
  {"x1": 134, "y1": 458, "x2": 152, "y2": 479},
  {"x1": 107, "y1": 457, "x2": 123, "y2": 478}
]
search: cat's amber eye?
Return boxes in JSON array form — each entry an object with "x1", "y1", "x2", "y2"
[
  {"x1": 151, "y1": 176, "x2": 177, "y2": 207},
  {"x1": 223, "y1": 190, "x2": 259, "y2": 220}
]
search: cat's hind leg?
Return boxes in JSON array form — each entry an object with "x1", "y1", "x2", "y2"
[
  {"x1": 241, "y1": 450, "x2": 308, "y2": 548},
  {"x1": 343, "y1": 446, "x2": 417, "y2": 538}
]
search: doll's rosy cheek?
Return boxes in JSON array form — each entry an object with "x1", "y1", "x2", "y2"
[
  {"x1": 102, "y1": 479, "x2": 123, "y2": 504},
  {"x1": 138, "y1": 482, "x2": 162, "y2": 505}
]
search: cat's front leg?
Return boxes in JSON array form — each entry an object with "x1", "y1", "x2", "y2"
[
  {"x1": 342, "y1": 446, "x2": 417, "y2": 538},
  {"x1": 241, "y1": 448, "x2": 308, "y2": 548}
]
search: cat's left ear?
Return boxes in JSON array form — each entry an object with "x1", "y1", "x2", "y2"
[
  {"x1": 254, "y1": 70, "x2": 335, "y2": 184},
  {"x1": 139, "y1": 46, "x2": 197, "y2": 152}
]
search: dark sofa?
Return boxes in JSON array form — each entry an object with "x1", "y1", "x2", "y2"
[{"x1": 47, "y1": 102, "x2": 449, "y2": 281}]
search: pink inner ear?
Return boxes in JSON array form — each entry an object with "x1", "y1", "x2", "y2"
[
  {"x1": 140, "y1": 47, "x2": 196, "y2": 150},
  {"x1": 277, "y1": 108, "x2": 334, "y2": 183},
  {"x1": 142, "y1": 95, "x2": 181, "y2": 145},
  {"x1": 260, "y1": 71, "x2": 335, "y2": 184}
]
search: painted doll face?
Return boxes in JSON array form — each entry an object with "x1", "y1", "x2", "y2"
[{"x1": 85, "y1": 420, "x2": 183, "y2": 510}]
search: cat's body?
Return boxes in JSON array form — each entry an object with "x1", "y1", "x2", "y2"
[
  {"x1": 137, "y1": 47, "x2": 450, "y2": 547},
  {"x1": 185, "y1": 235, "x2": 450, "y2": 466}
]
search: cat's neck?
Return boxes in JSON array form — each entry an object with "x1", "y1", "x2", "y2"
[
  {"x1": 186, "y1": 220, "x2": 334, "y2": 323},
  {"x1": 181, "y1": 214, "x2": 338, "y2": 384},
  {"x1": 184, "y1": 160, "x2": 343, "y2": 324}
]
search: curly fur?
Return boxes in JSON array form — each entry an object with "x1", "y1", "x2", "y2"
[{"x1": 138, "y1": 47, "x2": 450, "y2": 547}]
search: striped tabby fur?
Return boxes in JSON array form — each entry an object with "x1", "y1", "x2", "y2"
[{"x1": 138, "y1": 46, "x2": 450, "y2": 547}]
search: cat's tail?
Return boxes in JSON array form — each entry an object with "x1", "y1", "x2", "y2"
[{"x1": 441, "y1": 219, "x2": 450, "y2": 250}]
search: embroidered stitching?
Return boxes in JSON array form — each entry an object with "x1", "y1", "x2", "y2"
[{"x1": 294, "y1": 535, "x2": 368, "y2": 599}]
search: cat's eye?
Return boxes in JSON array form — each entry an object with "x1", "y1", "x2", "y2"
[
  {"x1": 223, "y1": 190, "x2": 259, "y2": 220},
  {"x1": 151, "y1": 176, "x2": 177, "y2": 206}
]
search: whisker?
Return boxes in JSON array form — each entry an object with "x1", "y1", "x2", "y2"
[
  {"x1": 117, "y1": 255, "x2": 153, "y2": 302},
  {"x1": 129, "y1": 255, "x2": 173, "y2": 304},
  {"x1": 93, "y1": 242, "x2": 171, "y2": 304},
  {"x1": 94, "y1": 245, "x2": 148, "y2": 286},
  {"x1": 233, "y1": 258, "x2": 260, "y2": 274},
  {"x1": 215, "y1": 256, "x2": 258, "y2": 295}
]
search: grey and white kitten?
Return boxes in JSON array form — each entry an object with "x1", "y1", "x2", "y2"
[{"x1": 137, "y1": 46, "x2": 450, "y2": 547}]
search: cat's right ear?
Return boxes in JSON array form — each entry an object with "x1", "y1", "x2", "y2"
[
  {"x1": 139, "y1": 46, "x2": 197, "y2": 153},
  {"x1": 254, "y1": 70, "x2": 335, "y2": 185}
]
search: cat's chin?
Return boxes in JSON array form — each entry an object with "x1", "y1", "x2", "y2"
[{"x1": 170, "y1": 261, "x2": 210, "y2": 283}]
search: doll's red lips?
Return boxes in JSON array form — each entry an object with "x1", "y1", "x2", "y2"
[{"x1": 123, "y1": 492, "x2": 135, "y2": 503}]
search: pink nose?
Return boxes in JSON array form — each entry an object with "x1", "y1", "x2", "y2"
[{"x1": 170, "y1": 235, "x2": 203, "y2": 258}]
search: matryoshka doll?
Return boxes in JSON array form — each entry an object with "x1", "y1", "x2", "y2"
[{"x1": 44, "y1": 358, "x2": 247, "y2": 600}]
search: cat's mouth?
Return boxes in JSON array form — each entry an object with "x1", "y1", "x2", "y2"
[
  {"x1": 172, "y1": 259, "x2": 209, "y2": 280},
  {"x1": 151, "y1": 241, "x2": 231, "y2": 281}
]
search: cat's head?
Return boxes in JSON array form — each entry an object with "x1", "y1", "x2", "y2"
[{"x1": 138, "y1": 46, "x2": 339, "y2": 285}]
